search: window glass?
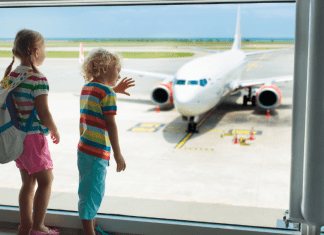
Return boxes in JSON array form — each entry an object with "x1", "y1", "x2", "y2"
[
  {"x1": 200, "y1": 79, "x2": 207, "y2": 86},
  {"x1": 188, "y1": 80, "x2": 198, "y2": 85},
  {"x1": 0, "y1": 2, "x2": 295, "y2": 230},
  {"x1": 176, "y1": 80, "x2": 186, "y2": 85}
]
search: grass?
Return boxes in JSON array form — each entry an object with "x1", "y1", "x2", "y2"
[
  {"x1": 0, "y1": 40, "x2": 294, "y2": 48},
  {"x1": 0, "y1": 39, "x2": 291, "y2": 58},
  {"x1": 0, "y1": 51, "x2": 194, "y2": 58},
  {"x1": 196, "y1": 47, "x2": 281, "y2": 50}
]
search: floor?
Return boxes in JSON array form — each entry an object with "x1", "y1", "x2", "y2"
[{"x1": 0, "y1": 229, "x2": 15, "y2": 235}]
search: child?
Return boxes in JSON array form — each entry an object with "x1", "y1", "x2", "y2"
[
  {"x1": 78, "y1": 48, "x2": 132, "y2": 235},
  {"x1": 2, "y1": 29, "x2": 60, "y2": 234}
]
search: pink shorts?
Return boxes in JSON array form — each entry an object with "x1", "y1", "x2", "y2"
[{"x1": 15, "y1": 133, "x2": 53, "y2": 175}]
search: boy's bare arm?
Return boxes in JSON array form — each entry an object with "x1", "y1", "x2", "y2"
[
  {"x1": 35, "y1": 94, "x2": 60, "y2": 143},
  {"x1": 104, "y1": 115, "x2": 126, "y2": 172}
]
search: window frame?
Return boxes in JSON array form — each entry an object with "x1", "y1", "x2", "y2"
[
  {"x1": 0, "y1": 205, "x2": 299, "y2": 234},
  {"x1": 0, "y1": 1, "x2": 300, "y2": 234}
]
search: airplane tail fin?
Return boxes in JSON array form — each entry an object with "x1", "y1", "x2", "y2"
[
  {"x1": 231, "y1": 6, "x2": 241, "y2": 51},
  {"x1": 79, "y1": 42, "x2": 84, "y2": 64}
]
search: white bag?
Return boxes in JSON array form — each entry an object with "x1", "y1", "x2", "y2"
[{"x1": 0, "y1": 70, "x2": 37, "y2": 164}]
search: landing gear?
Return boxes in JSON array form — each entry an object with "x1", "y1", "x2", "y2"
[
  {"x1": 243, "y1": 95, "x2": 248, "y2": 106},
  {"x1": 252, "y1": 95, "x2": 256, "y2": 106},
  {"x1": 243, "y1": 87, "x2": 256, "y2": 106},
  {"x1": 187, "y1": 117, "x2": 199, "y2": 133}
]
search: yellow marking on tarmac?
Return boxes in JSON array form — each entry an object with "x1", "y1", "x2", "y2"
[
  {"x1": 131, "y1": 127, "x2": 156, "y2": 132},
  {"x1": 230, "y1": 130, "x2": 259, "y2": 135},
  {"x1": 240, "y1": 142, "x2": 251, "y2": 146},
  {"x1": 168, "y1": 126, "x2": 187, "y2": 129},
  {"x1": 165, "y1": 128, "x2": 222, "y2": 133},
  {"x1": 164, "y1": 129, "x2": 186, "y2": 133},
  {"x1": 197, "y1": 109, "x2": 214, "y2": 127},
  {"x1": 140, "y1": 123, "x2": 161, "y2": 128},
  {"x1": 129, "y1": 123, "x2": 164, "y2": 132},
  {"x1": 180, "y1": 147, "x2": 213, "y2": 151},
  {"x1": 175, "y1": 108, "x2": 215, "y2": 149},
  {"x1": 200, "y1": 129, "x2": 223, "y2": 133},
  {"x1": 175, "y1": 133, "x2": 193, "y2": 149},
  {"x1": 246, "y1": 54, "x2": 266, "y2": 72}
]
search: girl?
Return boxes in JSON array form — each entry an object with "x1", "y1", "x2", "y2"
[{"x1": 2, "y1": 29, "x2": 60, "y2": 235}]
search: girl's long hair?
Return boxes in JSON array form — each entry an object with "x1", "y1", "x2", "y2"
[{"x1": 2, "y1": 29, "x2": 44, "y2": 81}]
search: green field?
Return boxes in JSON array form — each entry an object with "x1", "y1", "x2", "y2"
[
  {"x1": 0, "y1": 39, "x2": 292, "y2": 58},
  {"x1": 0, "y1": 39, "x2": 294, "y2": 48},
  {"x1": 0, "y1": 51, "x2": 194, "y2": 58}
]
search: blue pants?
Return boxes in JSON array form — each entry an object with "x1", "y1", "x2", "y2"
[{"x1": 77, "y1": 150, "x2": 109, "y2": 220}]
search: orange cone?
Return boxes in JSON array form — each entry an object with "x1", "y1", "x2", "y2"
[
  {"x1": 234, "y1": 134, "x2": 239, "y2": 144},
  {"x1": 156, "y1": 105, "x2": 160, "y2": 113},
  {"x1": 249, "y1": 126, "x2": 255, "y2": 141},
  {"x1": 266, "y1": 109, "x2": 270, "y2": 118}
]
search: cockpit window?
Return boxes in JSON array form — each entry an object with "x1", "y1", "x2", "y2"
[
  {"x1": 200, "y1": 79, "x2": 208, "y2": 87},
  {"x1": 176, "y1": 80, "x2": 186, "y2": 85},
  {"x1": 188, "y1": 80, "x2": 198, "y2": 85}
]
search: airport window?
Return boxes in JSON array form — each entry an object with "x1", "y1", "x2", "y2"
[
  {"x1": 188, "y1": 80, "x2": 198, "y2": 85},
  {"x1": 200, "y1": 78, "x2": 207, "y2": 86},
  {"x1": 0, "y1": 2, "x2": 296, "y2": 233},
  {"x1": 176, "y1": 79, "x2": 186, "y2": 85}
]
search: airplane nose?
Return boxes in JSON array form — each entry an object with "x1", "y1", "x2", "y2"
[{"x1": 174, "y1": 94, "x2": 204, "y2": 116}]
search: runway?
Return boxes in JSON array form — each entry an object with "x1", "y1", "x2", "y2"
[{"x1": 0, "y1": 46, "x2": 295, "y2": 228}]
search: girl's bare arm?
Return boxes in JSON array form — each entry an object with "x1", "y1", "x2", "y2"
[{"x1": 35, "y1": 94, "x2": 60, "y2": 143}]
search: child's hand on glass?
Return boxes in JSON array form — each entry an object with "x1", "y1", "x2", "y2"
[{"x1": 113, "y1": 77, "x2": 135, "y2": 96}]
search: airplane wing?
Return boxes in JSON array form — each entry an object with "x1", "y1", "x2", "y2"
[
  {"x1": 228, "y1": 75, "x2": 293, "y2": 92},
  {"x1": 245, "y1": 48, "x2": 289, "y2": 56},
  {"x1": 121, "y1": 68, "x2": 174, "y2": 83}
]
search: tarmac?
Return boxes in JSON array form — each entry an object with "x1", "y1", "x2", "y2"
[{"x1": 0, "y1": 46, "x2": 295, "y2": 228}]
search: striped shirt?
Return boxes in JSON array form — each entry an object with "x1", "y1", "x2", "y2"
[
  {"x1": 9, "y1": 66, "x2": 49, "y2": 135},
  {"x1": 77, "y1": 80, "x2": 117, "y2": 160}
]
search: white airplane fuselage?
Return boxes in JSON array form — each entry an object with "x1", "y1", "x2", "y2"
[{"x1": 173, "y1": 49, "x2": 247, "y2": 117}]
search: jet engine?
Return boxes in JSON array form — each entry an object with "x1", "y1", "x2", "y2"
[
  {"x1": 151, "y1": 82, "x2": 173, "y2": 106},
  {"x1": 256, "y1": 85, "x2": 282, "y2": 109}
]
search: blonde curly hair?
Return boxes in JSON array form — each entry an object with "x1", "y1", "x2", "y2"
[{"x1": 81, "y1": 48, "x2": 122, "y2": 83}]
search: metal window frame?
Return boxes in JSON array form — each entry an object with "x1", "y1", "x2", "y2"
[
  {"x1": 0, "y1": 1, "x2": 302, "y2": 234},
  {"x1": 0, "y1": 205, "x2": 300, "y2": 235},
  {"x1": 0, "y1": 0, "x2": 296, "y2": 8}
]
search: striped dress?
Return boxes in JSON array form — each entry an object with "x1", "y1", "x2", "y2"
[
  {"x1": 77, "y1": 80, "x2": 117, "y2": 160},
  {"x1": 9, "y1": 66, "x2": 49, "y2": 135}
]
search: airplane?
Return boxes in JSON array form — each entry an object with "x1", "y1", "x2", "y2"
[{"x1": 79, "y1": 7, "x2": 293, "y2": 133}]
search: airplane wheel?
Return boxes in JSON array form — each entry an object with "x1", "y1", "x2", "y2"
[
  {"x1": 252, "y1": 96, "x2": 256, "y2": 106},
  {"x1": 192, "y1": 123, "x2": 199, "y2": 133},
  {"x1": 243, "y1": 95, "x2": 248, "y2": 106},
  {"x1": 187, "y1": 123, "x2": 192, "y2": 133},
  {"x1": 187, "y1": 123, "x2": 199, "y2": 133}
]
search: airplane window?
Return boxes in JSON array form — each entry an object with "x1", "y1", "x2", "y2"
[
  {"x1": 188, "y1": 80, "x2": 198, "y2": 85},
  {"x1": 200, "y1": 79, "x2": 207, "y2": 87},
  {"x1": 176, "y1": 80, "x2": 186, "y2": 85}
]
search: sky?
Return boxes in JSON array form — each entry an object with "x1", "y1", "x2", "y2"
[{"x1": 0, "y1": 3, "x2": 296, "y2": 39}]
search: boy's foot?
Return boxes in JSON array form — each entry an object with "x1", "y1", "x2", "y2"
[{"x1": 94, "y1": 226, "x2": 112, "y2": 235}]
